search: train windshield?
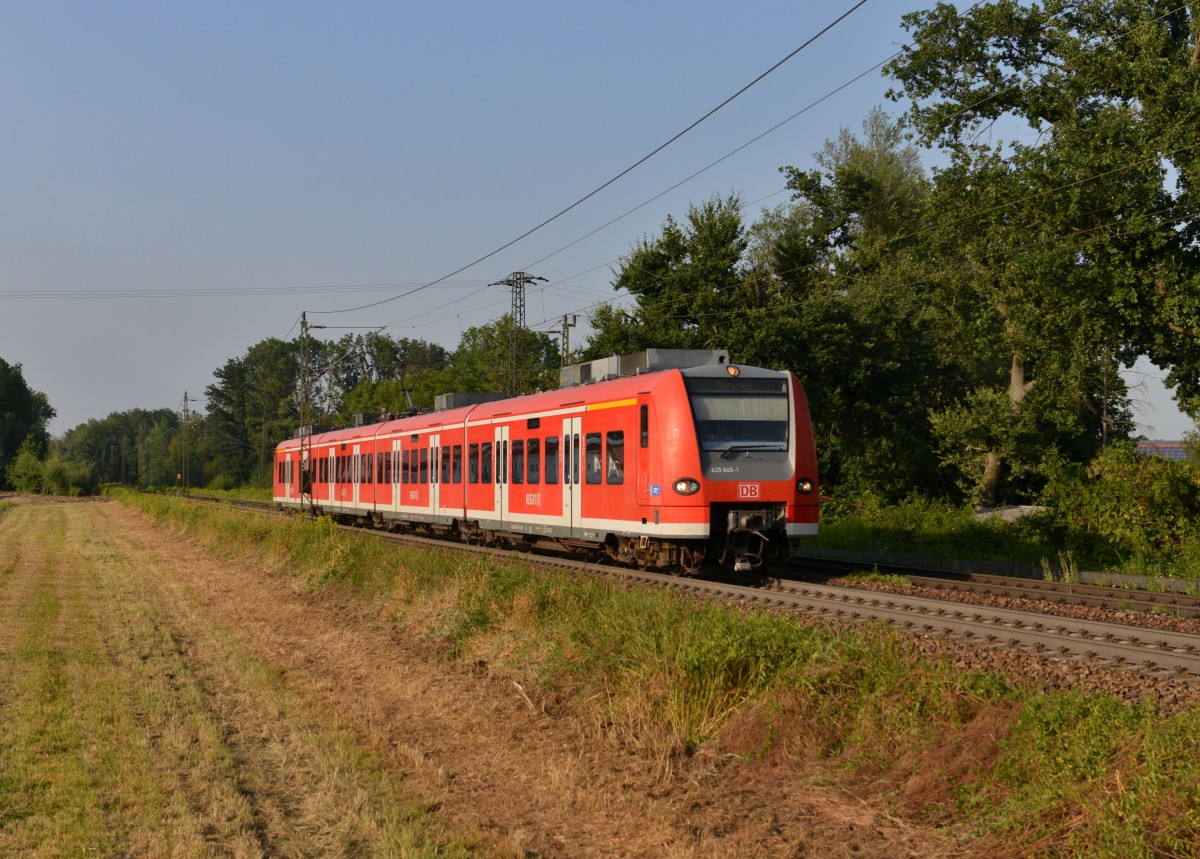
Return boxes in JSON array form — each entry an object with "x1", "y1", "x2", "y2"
[{"x1": 684, "y1": 375, "x2": 790, "y2": 452}]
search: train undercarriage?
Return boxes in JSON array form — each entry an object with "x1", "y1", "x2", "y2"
[{"x1": 300, "y1": 501, "x2": 793, "y2": 576}]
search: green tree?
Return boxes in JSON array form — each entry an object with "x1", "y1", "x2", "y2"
[
  {"x1": 204, "y1": 338, "x2": 299, "y2": 487},
  {"x1": 337, "y1": 337, "x2": 450, "y2": 419},
  {"x1": 885, "y1": 0, "x2": 1200, "y2": 499},
  {"x1": 0, "y1": 358, "x2": 55, "y2": 487},
  {"x1": 430, "y1": 316, "x2": 559, "y2": 399},
  {"x1": 586, "y1": 194, "x2": 755, "y2": 361},
  {"x1": 56, "y1": 407, "x2": 179, "y2": 487},
  {"x1": 4, "y1": 437, "x2": 44, "y2": 493},
  {"x1": 768, "y1": 110, "x2": 960, "y2": 499}
]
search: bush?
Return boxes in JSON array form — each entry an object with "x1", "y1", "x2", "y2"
[
  {"x1": 1038, "y1": 441, "x2": 1200, "y2": 567},
  {"x1": 41, "y1": 455, "x2": 98, "y2": 496},
  {"x1": 205, "y1": 473, "x2": 239, "y2": 492},
  {"x1": 4, "y1": 439, "x2": 44, "y2": 493},
  {"x1": 2, "y1": 437, "x2": 96, "y2": 496}
]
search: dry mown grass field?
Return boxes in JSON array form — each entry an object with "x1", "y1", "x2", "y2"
[{"x1": 0, "y1": 498, "x2": 977, "y2": 857}]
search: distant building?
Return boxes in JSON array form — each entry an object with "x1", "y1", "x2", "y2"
[{"x1": 1135, "y1": 441, "x2": 1192, "y2": 462}]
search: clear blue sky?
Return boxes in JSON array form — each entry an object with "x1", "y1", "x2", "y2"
[{"x1": 1, "y1": 0, "x2": 1193, "y2": 439}]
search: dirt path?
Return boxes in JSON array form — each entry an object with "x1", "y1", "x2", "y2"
[{"x1": 3, "y1": 498, "x2": 966, "y2": 857}]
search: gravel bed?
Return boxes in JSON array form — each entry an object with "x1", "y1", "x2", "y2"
[{"x1": 830, "y1": 577, "x2": 1200, "y2": 712}]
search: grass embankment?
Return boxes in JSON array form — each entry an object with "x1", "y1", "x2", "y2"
[
  {"x1": 0, "y1": 500, "x2": 473, "y2": 857},
  {"x1": 120, "y1": 491, "x2": 1200, "y2": 857}
]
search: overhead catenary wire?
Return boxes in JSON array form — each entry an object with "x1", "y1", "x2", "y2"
[
  {"x1": 304, "y1": 0, "x2": 872, "y2": 319},
  {"x1": 312, "y1": 1, "x2": 1192, "y2": 356}
]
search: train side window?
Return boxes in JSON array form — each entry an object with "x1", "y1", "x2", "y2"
[
  {"x1": 411, "y1": 450, "x2": 419, "y2": 484},
  {"x1": 366, "y1": 453, "x2": 375, "y2": 484},
  {"x1": 452, "y1": 445, "x2": 462, "y2": 483},
  {"x1": 469, "y1": 444, "x2": 479, "y2": 483},
  {"x1": 585, "y1": 433, "x2": 603, "y2": 484},
  {"x1": 572, "y1": 434, "x2": 580, "y2": 484},
  {"x1": 400, "y1": 450, "x2": 409, "y2": 484},
  {"x1": 419, "y1": 449, "x2": 428, "y2": 484},
  {"x1": 500, "y1": 440, "x2": 508, "y2": 484},
  {"x1": 544, "y1": 436, "x2": 558, "y2": 485},
  {"x1": 441, "y1": 446, "x2": 451, "y2": 484},
  {"x1": 640, "y1": 404, "x2": 649, "y2": 448},
  {"x1": 606, "y1": 431, "x2": 625, "y2": 484},
  {"x1": 511, "y1": 440, "x2": 524, "y2": 485},
  {"x1": 527, "y1": 438, "x2": 540, "y2": 485},
  {"x1": 481, "y1": 442, "x2": 493, "y2": 483}
]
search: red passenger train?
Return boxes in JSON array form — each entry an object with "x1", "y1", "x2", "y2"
[{"x1": 273, "y1": 350, "x2": 818, "y2": 573}]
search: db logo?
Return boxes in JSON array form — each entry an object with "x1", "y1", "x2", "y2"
[{"x1": 738, "y1": 483, "x2": 761, "y2": 499}]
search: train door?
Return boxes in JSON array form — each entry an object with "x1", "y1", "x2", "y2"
[
  {"x1": 494, "y1": 424, "x2": 509, "y2": 528},
  {"x1": 327, "y1": 449, "x2": 335, "y2": 504},
  {"x1": 563, "y1": 416, "x2": 582, "y2": 537},
  {"x1": 428, "y1": 434, "x2": 440, "y2": 519},
  {"x1": 636, "y1": 402, "x2": 654, "y2": 507},
  {"x1": 352, "y1": 443, "x2": 361, "y2": 507},
  {"x1": 392, "y1": 438, "x2": 401, "y2": 514}
]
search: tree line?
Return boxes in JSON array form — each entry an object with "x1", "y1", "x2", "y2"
[{"x1": 5, "y1": 0, "x2": 1199, "y2": 510}]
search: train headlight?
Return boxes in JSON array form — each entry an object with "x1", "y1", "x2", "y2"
[
  {"x1": 672, "y1": 478, "x2": 701, "y2": 495},
  {"x1": 796, "y1": 477, "x2": 815, "y2": 495}
]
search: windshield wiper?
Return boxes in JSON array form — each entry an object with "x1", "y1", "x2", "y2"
[{"x1": 718, "y1": 445, "x2": 780, "y2": 460}]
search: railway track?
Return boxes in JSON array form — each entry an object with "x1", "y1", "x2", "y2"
[
  {"x1": 786, "y1": 555, "x2": 1200, "y2": 620},
  {"x1": 178, "y1": 494, "x2": 1200, "y2": 687}
]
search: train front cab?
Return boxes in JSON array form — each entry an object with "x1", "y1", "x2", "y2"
[{"x1": 668, "y1": 363, "x2": 819, "y2": 572}]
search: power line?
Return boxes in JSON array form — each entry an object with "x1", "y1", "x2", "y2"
[
  {"x1": 305, "y1": 0, "x2": 871, "y2": 319},
  {"x1": 0, "y1": 279, "x2": 491, "y2": 300}
]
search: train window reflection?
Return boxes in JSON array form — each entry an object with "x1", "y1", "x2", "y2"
[
  {"x1": 585, "y1": 434, "x2": 602, "y2": 484},
  {"x1": 527, "y1": 438, "x2": 540, "y2": 485},
  {"x1": 512, "y1": 440, "x2": 524, "y2": 485},
  {"x1": 606, "y1": 431, "x2": 624, "y2": 484},
  {"x1": 545, "y1": 436, "x2": 558, "y2": 485}
]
